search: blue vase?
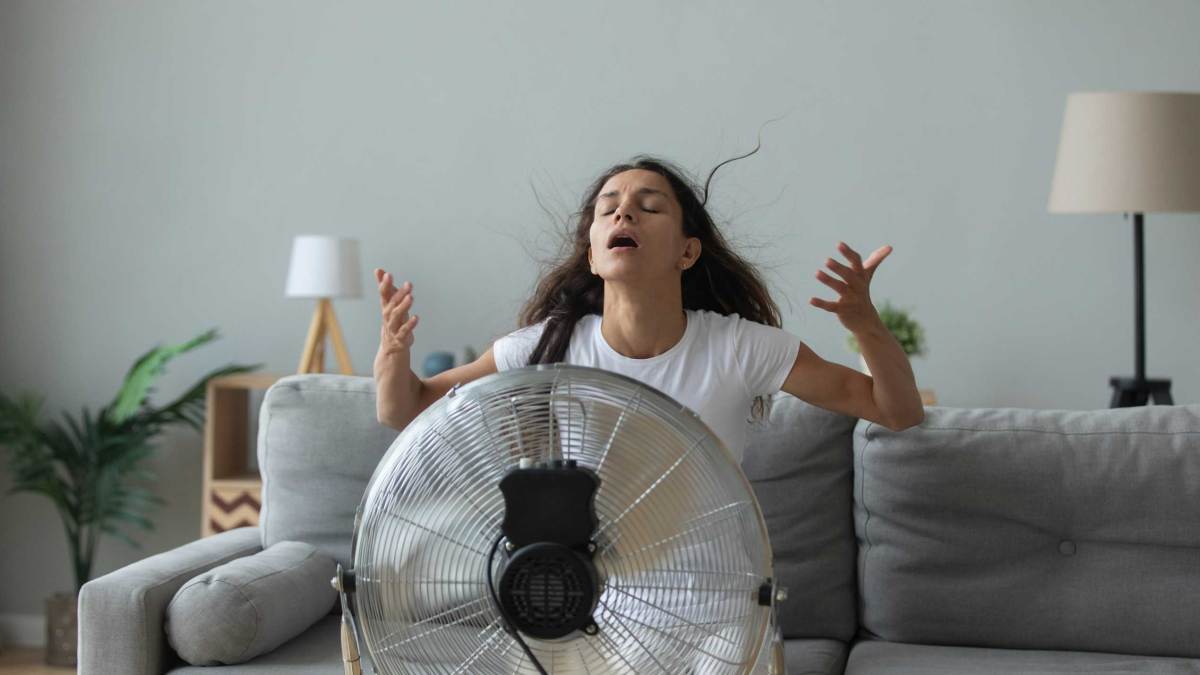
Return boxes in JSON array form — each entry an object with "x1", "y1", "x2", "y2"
[{"x1": 421, "y1": 351, "x2": 456, "y2": 377}]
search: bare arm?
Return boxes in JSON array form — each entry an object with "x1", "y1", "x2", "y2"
[
  {"x1": 796, "y1": 241, "x2": 924, "y2": 431},
  {"x1": 371, "y1": 267, "x2": 501, "y2": 430},
  {"x1": 780, "y1": 338, "x2": 922, "y2": 432},
  {"x1": 852, "y1": 320, "x2": 924, "y2": 429},
  {"x1": 373, "y1": 267, "x2": 420, "y2": 426},
  {"x1": 378, "y1": 347, "x2": 499, "y2": 431}
]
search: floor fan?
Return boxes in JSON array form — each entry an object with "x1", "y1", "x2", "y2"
[{"x1": 334, "y1": 364, "x2": 787, "y2": 674}]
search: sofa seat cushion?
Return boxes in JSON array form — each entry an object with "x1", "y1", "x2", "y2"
[
  {"x1": 785, "y1": 638, "x2": 848, "y2": 674},
  {"x1": 166, "y1": 617, "x2": 472, "y2": 674},
  {"x1": 845, "y1": 640, "x2": 1200, "y2": 674},
  {"x1": 170, "y1": 619, "x2": 821, "y2": 673}
]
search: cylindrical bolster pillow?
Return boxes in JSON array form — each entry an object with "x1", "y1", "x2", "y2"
[{"x1": 165, "y1": 540, "x2": 338, "y2": 665}]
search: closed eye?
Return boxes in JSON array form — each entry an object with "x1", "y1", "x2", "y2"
[{"x1": 601, "y1": 207, "x2": 659, "y2": 215}]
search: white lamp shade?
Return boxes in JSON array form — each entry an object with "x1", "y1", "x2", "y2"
[
  {"x1": 285, "y1": 235, "x2": 363, "y2": 298},
  {"x1": 1048, "y1": 91, "x2": 1200, "y2": 214}
]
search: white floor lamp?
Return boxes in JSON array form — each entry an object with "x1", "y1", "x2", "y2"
[{"x1": 285, "y1": 235, "x2": 362, "y2": 375}]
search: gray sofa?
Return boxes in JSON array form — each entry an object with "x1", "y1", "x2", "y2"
[{"x1": 78, "y1": 373, "x2": 1200, "y2": 674}]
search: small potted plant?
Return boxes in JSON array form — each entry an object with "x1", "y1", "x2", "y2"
[
  {"x1": 0, "y1": 328, "x2": 259, "y2": 666},
  {"x1": 846, "y1": 300, "x2": 927, "y2": 375}
]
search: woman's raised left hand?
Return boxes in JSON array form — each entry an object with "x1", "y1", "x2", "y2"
[{"x1": 810, "y1": 241, "x2": 893, "y2": 335}]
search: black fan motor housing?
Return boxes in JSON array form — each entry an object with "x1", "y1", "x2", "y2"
[{"x1": 497, "y1": 460, "x2": 600, "y2": 639}]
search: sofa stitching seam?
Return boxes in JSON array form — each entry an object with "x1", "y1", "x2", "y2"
[
  {"x1": 274, "y1": 381, "x2": 376, "y2": 395},
  {"x1": 239, "y1": 547, "x2": 319, "y2": 585},
  {"x1": 859, "y1": 421, "x2": 875, "y2": 626},
  {"x1": 208, "y1": 578, "x2": 262, "y2": 663},
  {"x1": 261, "y1": 389, "x2": 275, "y2": 545},
  {"x1": 919, "y1": 426, "x2": 1200, "y2": 436}
]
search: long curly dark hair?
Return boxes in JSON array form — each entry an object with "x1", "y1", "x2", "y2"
[{"x1": 516, "y1": 148, "x2": 787, "y2": 421}]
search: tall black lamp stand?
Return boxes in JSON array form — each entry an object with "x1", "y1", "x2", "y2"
[{"x1": 1108, "y1": 212, "x2": 1173, "y2": 407}]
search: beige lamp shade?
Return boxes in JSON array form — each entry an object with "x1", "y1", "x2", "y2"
[
  {"x1": 285, "y1": 235, "x2": 363, "y2": 298},
  {"x1": 1048, "y1": 91, "x2": 1200, "y2": 213}
]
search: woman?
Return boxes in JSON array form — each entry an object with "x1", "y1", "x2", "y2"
[{"x1": 374, "y1": 155, "x2": 924, "y2": 458}]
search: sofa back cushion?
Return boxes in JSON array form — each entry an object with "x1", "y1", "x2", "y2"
[
  {"x1": 853, "y1": 403, "x2": 1200, "y2": 658},
  {"x1": 259, "y1": 375, "x2": 862, "y2": 644},
  {"x1": 257, "y1": 375, "x2": 397, "y2": 568},
  {"x1": 741, "y1": 393, "x2": 859, "y2": 642}
]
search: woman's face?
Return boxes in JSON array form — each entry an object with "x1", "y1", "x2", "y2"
[{"x1": 588, "y1": 169, "x2": 700, "y2": 282}]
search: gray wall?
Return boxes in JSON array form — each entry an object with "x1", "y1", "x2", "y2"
[{"x1": 2, "y1": 0, "x2": 1198, "y2": 621}]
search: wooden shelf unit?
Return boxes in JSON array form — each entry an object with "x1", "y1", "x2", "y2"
[{"x1": 201, "y1": 373, "x2": 284, "y2": 536}]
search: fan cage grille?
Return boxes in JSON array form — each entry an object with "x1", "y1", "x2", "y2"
[{"x1": 352, "y1": 364, "x2": 776, "y2": 674}]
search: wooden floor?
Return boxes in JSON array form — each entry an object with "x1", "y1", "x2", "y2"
[{"x1": 0, "y1": 647, "x2": 74, "y2": 674}]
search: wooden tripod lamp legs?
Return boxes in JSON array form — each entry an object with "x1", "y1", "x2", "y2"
[{"x1": 298, "y1": 298, "x2": 355, "y2": 375}]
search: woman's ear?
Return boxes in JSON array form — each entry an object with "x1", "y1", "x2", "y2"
[{"x1": 678, "y1": 238, "x2": 701, "y2": 271}]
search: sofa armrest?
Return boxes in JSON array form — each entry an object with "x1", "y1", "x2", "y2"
[{"x1": 78, "y1": 527, "x2": 262, "y2": 675}]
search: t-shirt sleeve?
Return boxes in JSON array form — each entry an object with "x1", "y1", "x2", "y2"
[
  {"x1": 733, "y1": 315, "x2": 803, "y2": 397},
  {"x1": 491, "y1": 319, "x2": 548, "y2": 371}
]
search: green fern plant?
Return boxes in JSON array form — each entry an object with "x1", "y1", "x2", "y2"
[
  {"x1": 0, "y1": 328, "x2": 260, "y2": 592},
  {"x1": 846, "y1": 300, "x2": 928, "y2": 357}
]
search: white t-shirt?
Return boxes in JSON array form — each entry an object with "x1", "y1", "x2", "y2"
[{"x1": 491, "y1": 309, "x2": 803, "y2": 462}]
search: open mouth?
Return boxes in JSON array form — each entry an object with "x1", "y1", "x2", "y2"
[{"x1": 607, "y1": 232, "x2": 639, "y2": 250}]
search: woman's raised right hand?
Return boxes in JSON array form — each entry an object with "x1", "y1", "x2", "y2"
[{"x1": 374, "y1": 268, "x2": 419, "y2": 369}]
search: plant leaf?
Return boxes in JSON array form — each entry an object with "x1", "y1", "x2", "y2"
[
  {"x1": 106, "y1": 329, "x2": 222, "y2": 426},
  {"x1": 144, "y1": 362, "x2": 262, "y2": 431}
]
